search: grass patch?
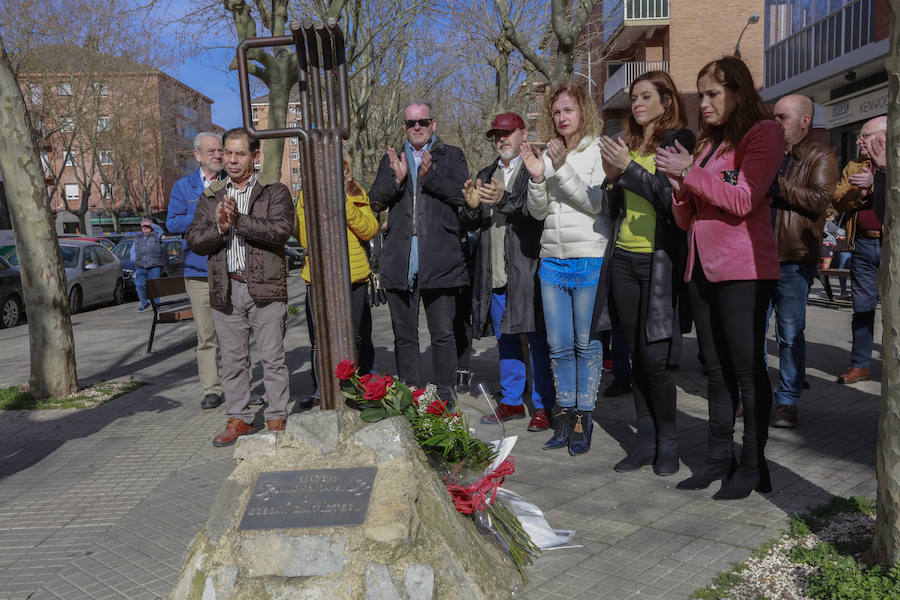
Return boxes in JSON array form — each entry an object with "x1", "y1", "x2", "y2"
[
  {"x1": 287, "y1": 304, "x2": 301, "y2": 316},
  {"x1": 694, "y1": 496, "x2": 896, "y2": 600},
  {"x1": 0, "y1": 378, "x2": 145, "y2": 410}
]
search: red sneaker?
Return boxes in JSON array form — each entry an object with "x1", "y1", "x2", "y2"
[
  {"x1": 480, "y1": 403, "x2": 526, "y2": 424},
  {"x1": 527, "y1": 409, "x2": 550, "y2": 432}
]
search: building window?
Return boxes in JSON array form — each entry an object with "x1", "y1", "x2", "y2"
[
  {"x1": 60, "y1": 116, "x2": 75, "y2": 132},
  {"x1": 64, "y1": 183, "x2": 79, "y2": 200},
  {"x1": 251, "y1": 106, "x2": 259, "y2": 122},
  {"x1": 98, "y1": 150, "x2": 113, "y2": 165},
  {"x1": 290, "y1": 152, "x2": 299, "y2": 160},
  {"x1": 290, "y1": 137, "x2": 298, "y2": 145},
  {"x1": 292, "y1": 182, "x2": 301, "y2": 190},
  {"x1": 93, "y1": 82, "x2": 109, "y2": 96},
  {"x1": 29, "y1": 84, "x2": 43, "y2": 106},
  {"x1": 64, "y1": 151, "x2": 77, "y2": 167},
  {"x1": 97, "y1": 116, "x2": 111, "y2": 132},
  {"x1": 289, "y1": 122, "x2": 298, "y2": 128},
  {"x1": 291, "y1": 167, "x2": 299, "y2": 175},
  {"x1": 58, "y1": 82, "x2": 72, "y2": 96},
  {"x1": 101, "y1": 183, "x2": 114, "y2": 199}
]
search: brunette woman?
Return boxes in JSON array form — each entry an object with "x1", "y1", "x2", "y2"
[
  {"x1": 520, "y1": 80, "x2": 613, "y2": 456},
  {"x1": 656, "y1": 56, "x2": 783, "y2": 500},
  {"x1": 597, "y1": 71, "x2": 695, "y2": 476}
]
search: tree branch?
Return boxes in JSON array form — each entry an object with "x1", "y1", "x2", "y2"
[{"x1": 494, "y1": 0, "x2": 550, "y2": 80}]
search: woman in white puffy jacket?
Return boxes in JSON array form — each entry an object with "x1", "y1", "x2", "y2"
[{"x1": 520, "y1": 80, "x2": 613, "y2": 456}]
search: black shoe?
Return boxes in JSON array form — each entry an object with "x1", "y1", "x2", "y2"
[
  {"x1": 568, "y1": 410, "x2": 594, "y2": 456},
  {"x1": 543, "y1": 406, "x2": 575, "y2": 450},
  {"x1": 613, "y1": 417, "x2": 655, "y2": 472},
  {"x1": 772, "y1": 404, "x2": 797, "y2": 428},
  {"x1": 201, "y1": 393, "x2": 223, "y2": 409},
  {"x1": 712, "y1": 456, "x2": 771, "y2": 500},
  {"x1": 653, "y1": 422, "x2": 680, "y2": 476},
  {"x1": 249, "y1": 394, "x2": 266, "y2": 406},
  {"x1": 603, "y1": 379, "x2": 632, "y2": 398},
  {"x1": 676, "y1": 455, "x2": 737, "y2": 490}
]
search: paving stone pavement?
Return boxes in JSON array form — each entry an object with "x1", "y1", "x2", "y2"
[{"x1": 0, "y1": 277, "x2": 881, "y2": 599}]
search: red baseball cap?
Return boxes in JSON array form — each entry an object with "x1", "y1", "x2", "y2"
[{"x1": 486, "y1": 113, "x2": 526, "y2": 139}]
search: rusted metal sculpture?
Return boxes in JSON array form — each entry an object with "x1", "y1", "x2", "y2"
[{"x1": 236, "y1": 18, "x2": 354, "y2": 410}]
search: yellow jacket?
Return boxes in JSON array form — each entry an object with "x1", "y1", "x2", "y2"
[
  {"x1": 832, "y1": 157, "x2": 874, "y2": 249},
  {"x1": 294, "y1": 180, "x2": 379, "y2": 284}
]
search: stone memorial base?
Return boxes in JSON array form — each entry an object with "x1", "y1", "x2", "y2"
[{"x1": 170, "y1": 410, "x2": 516, "y2": 600}]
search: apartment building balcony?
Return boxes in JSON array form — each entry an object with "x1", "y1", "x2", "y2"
[
  {"x1": 761, "y1": 0, "x2": 888, "y2": 100},
  {"x1": 602, "y1": 0, "x2": 669, "y2": 50},
  {"x1": 603, "y1": 61, "x2": 669, "y2": 109}
]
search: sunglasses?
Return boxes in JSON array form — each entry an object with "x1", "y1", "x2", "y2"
[{"x1": 404, "y1": 118, "x2": 433, "y2": 128}]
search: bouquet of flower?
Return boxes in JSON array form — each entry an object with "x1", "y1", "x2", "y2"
[{"x1": 334, "y1": 360, "x2": 540, "y2": 581}]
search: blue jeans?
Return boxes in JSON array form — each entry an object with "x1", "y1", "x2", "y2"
[
  {"x1": 835, "y1": 251, "x2": 852, "y2": 295},
  {"x1": 489, "y1": 291, "x2": 555, "y2": 410},
  {"x1": 767, "y1": 262, "x2": 815, "y2": 406},
  {"x1": 850, "y1": 237, "x2": 881, "y2": 369},
  {"x1": 540, "y1": 277, "x2": 603, "y2": 410},
  {"x1": 135, "y1": 266, "x2": 161, "y2": 308}
]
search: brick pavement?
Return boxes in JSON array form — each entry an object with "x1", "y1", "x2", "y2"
[{"x1": 0, "y1": 277, "x2": 881, "y2": 599}]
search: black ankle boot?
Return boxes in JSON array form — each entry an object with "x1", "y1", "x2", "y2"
[
  {"x1": 568, "y1": 410, "x2": 594, "y2": 456},
  {"x1": 712, "y1": 451, "x2": 771, "y2": 500},
  {"x1": 676, "y1": 455, "x2": 737, "y2": 490},
  {"x1": 614, "y1": 417, "x2": 655, "y2": 472},
  {"x1": 543, "y1": 407, "x2": 575, "y2": 450},
  {"x1": 653, "y1": 421, "x2": 680, "y2": 476}
]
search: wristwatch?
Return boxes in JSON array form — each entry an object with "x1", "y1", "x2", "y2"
[{"x1": 680, "y1": 163, "x2": 694, "y2": 178}]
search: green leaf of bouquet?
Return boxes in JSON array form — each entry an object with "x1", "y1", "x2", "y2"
[{"x1": 360, "y1": 407, "x2": 387, "y2": 422}]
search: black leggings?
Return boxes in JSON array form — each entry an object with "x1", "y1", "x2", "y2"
[
  {"x1": 306, "y1": 281, "x2": 374, "y2": 390},
  {"x1": 688, "y1": 264, "x2": 774, "y2": 457},
  {"x1": 610, "y1": 249, "x2": 676, "y2": 427}
]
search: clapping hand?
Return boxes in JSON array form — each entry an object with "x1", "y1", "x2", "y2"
[
  {"x1": 598, "y1": 135, "x2": 630, "y2": 181},
  {"x1": 418, "y1": 150, "x2": 432, "y2": 179},
  {"x1": 478, "y1": 177, "x2": 503, "y2": 205},
  {"x1": 519, "y1": 141, "x2": 545, "y2": 183},
  {"x1": 462, "y1": 179, "x2": 480, "y2": 209},
  {"x1": 849, "y1": 171, "x2": 874, "y2": 190},
  {"x1": 546, "y1": 139, "x2": 568, "y2": 171},
  {"x1": 869, "y1": 134, "x2": 887, "y2": 170},
  {"x1": 655, "y1": 140, "x2": 693, "y2": 192},
  {"x1": 386, "y1": 148, "x2": 408, "y2": 185}
]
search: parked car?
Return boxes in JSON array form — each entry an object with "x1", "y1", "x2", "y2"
[
  {"x1": 7, "y1": 240, "x2": 124, "y2": 314},
  {"x1": 0, "y1": 255, "x2": 24, "y2": 328},
  {"x1": 67, "y1": 236, "x2": 117, "y2": 250},
  {"x1": 285, "y1": 245, "x2": 304, "y2": 271},
  {"x1": 112, "y1": 238, "x2": 185, "y2": 297}
]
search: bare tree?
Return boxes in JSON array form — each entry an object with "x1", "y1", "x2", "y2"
[
  {"x1": 0, "y1": 34, "x2": 77, "y2": 397},
  {"x1": 874, "y1": 0, "x2": 900, "y2": 566}
]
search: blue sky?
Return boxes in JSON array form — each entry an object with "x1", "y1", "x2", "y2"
[{"x1": 157, "y1": 0, "x2": 245, "y2": 127}]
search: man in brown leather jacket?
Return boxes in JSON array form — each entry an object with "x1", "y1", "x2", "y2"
[
  {"x1": 187, "y1": 127, "x2": 295, "y2": 447},
  {"x1": 768, "y1": 95, "x2": 838, "y2": 428}
]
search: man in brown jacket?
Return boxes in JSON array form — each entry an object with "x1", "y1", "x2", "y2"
[
  {"x1": 833, "y1": 115, "x2": 887, "y2": 384},
  {"x1": 768, "y1": 95, "x2": 838, "y2": 428},
  {"x1": 187, "y1": 127, "x2": 295, "y2": 446}
]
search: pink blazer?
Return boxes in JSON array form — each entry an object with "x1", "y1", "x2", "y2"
[{"x1": 672, "y1": 119, "x2": 784, "y2": 282}]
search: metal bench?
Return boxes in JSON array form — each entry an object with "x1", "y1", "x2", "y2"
[{"x1": 146, "y1": 277, "x2": 194, "y2": 353}]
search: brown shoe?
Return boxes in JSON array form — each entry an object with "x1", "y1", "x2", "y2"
[
  {"x1": 212, "y1": 418, "x2": 253, "y2": 447},
  {"x1": 480, "y1": 402, "x2": 526, "y2": 424},
  {"x1": 772, "y1": 404, "x2": 797, "y2": 428},
  {"x1": 527, "y1": 409, "x2": 550, "y2": 432},
  {"x1": 837, "y1": 367, "x2": 870, "y2": 384},
  {"x1": 267, "y1": 418, "x2": 287, "y2": 432}
]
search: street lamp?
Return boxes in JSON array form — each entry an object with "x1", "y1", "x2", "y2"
[
  {"x1": 572, "y1": 70, "x2": 595, "y2": 94},
  {"x1": 734, "y1": 13, "x2": 760, "y2": 58}
]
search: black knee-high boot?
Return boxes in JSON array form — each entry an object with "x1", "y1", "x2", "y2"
[
  {"x1": 653, "y1": 420, "x2": 680, "y2": 476},
  {"x1": 543, "y1": 406, "x2": 575, "y2": 450},
  {"x1": 677, "y1": 423, "x2": 736, "y2": 490},
  {"x1": 614, "y1": 416, "x2": 655, "y2": 472},
  {"x1": 713, "y1": 392, "x2": 772, "y2": 500}
]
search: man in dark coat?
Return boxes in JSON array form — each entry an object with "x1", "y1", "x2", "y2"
[
  {"x1": 369, "y1": 99, "x2": 469, "y2": 399},
  {"x1": 461, "y1": 113, "x2": 555, "y2": 431}
]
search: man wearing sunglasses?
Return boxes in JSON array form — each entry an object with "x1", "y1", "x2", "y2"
[
  {"x1": 369, "y1": 99, "x2": 469, "y2": 401},
  {"x1": 833, "y1": 115, "x2": 887, "y2": 385}
]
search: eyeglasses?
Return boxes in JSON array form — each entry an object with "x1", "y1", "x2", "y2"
[
  {"x1": 859, "y1": 129, "x2": 886, "y2": 140},
  {"x1": 141, "y1": 225, "x2": 151, "y2": 229},
  {"x1": 404, "y1": 118, "x2": 433, "y2": 128}
]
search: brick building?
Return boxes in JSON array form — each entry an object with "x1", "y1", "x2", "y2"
[
  {"x1": 248, "y1": 91, "x2": 304, "y2": 193},
  {"x1": 18, "y1": 45, "x2": 215, "y2": 234}
]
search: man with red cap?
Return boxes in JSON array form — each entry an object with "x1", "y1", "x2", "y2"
[{"x1": 462, "y1": 113, "x2": 555, "y2": 431}]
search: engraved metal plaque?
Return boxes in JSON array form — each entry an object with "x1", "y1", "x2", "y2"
[{"x1": 238, "y1": 467, "x2": 377, "y2": 531}]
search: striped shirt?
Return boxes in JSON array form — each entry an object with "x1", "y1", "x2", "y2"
[{"x1": 224, "y1": 173, "x2": 257, "y2": 274}]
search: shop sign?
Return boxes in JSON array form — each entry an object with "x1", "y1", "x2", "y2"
[{"x1": 826, "y1": 86, "x2": 889, "y2": 128}]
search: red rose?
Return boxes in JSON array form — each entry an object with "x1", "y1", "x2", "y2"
[
  {"x1": 412, "y1": 387, "x2": 425, "y2": 406},
  {"x1": 334, "y1": 359, "x2": 356, "y2": 381},
  {"x1": 358, "y1": 373, "x2": 373, "y2": 387},
  {"x1": 383, "y1": 375, "x2": 394, "y2": 389},
  {"x1": 425, "y1": 399, "x2": 447, "y2": 416},
  {"x1": 363, "y1": 376, "x2": 389, "y2": 401}
]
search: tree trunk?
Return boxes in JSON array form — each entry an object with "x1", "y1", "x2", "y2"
[
  {"x1": 259, "y1": 53, "x2": 291, "y2": 183},
  {"x1": 0, "y1": 37, "x2": 77, "y2": 398},
  {"x1": 874, "y1": 0, "x2": 900, "y2": 565}
]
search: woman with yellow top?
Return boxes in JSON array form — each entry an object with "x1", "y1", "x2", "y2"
[
  {"x1": 295, "y1": 150, "x2": 379, "y2": 400},
  {"x1": 597, "y1": 71, "x2": 695, "y2": 476}
]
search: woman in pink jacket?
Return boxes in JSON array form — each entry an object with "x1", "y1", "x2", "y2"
[{"x1": 656, "y1": 56, "x2": 784, "y2": 500}]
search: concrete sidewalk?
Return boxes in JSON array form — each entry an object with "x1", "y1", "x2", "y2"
[{"x1": 0, "y1": 277, "x2": 882, "y2": 599}]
